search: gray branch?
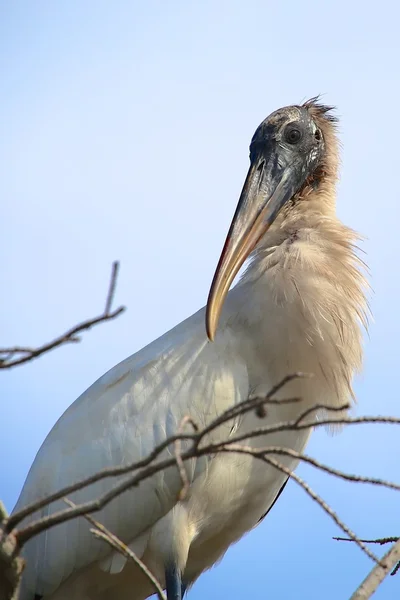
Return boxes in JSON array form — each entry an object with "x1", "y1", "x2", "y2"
[
  {"x1": 2, "y1": 376, "x2": 399, "y2": 599},
  {"x1": 0, "y1": 262, "x2": 125, "y2": 369}
]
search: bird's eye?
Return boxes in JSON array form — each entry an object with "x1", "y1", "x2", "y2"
[{"x1": 284, "y1": 126, "x2": 302, "y2": 145}]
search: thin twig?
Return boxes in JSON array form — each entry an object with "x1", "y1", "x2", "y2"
[
  {"x1": 175, "y1": 416, "x2": 198, "y2": 502},
  {"x1": 0, "y1": 261, "x2": 125, "y2": 369},
  {"x1": 391, "y1": 561, "x2": 400, "y2": 576},
  {"x1": 248, "y1": 447, "x2": 400, "y2": 493},
  {"x1": 64, "y1": 499, "x2": 166, "y2": 600},
  {"x1": 104, "y1": 261, "x2": 120, "y2": 315},
  {"x1": 259, "y1": 454, "x2": 380, "y2": 564},
  {"x1": 334, "y1": 536, "x2": 400, "y2": 576},
  {"x1": 196, "y1": 373, "x2": 307, "y2": 442},
  {"x1": 224, "y1": 411, "x2": 400, "y2": 447},
  {"x1": 334, "y1": 536, "x2": 399, "y2": 545},
  {"x1": 350, "y1": 539, "x2": 400, "y2": 598}
]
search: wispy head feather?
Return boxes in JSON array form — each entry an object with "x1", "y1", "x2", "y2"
[{"x1": 302, "y1": 95, "x2": 338, "y2": 124}]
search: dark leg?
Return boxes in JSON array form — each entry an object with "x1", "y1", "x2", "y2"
[
  {"x1": 181, "y1": 580, "x2": 187, "y2": 598},
  {"x1": 165, "y1": 564, "x2": 182, "y2": 600}
]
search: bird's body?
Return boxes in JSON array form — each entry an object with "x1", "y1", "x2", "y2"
[{"x1": 13, "y1": 99, "x2": 368, "y2": 600}]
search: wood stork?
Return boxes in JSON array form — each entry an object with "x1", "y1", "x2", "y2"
[{"x1": 13, "y1": 98, "x2": 368, "y2": 600}]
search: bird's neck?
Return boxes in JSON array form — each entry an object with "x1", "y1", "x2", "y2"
[{"x1": 226, "y1": 203, "x2": 369, "y2": 413}]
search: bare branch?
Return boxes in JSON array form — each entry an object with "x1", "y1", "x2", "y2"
[
  {"x1": 6, "y1": 397, "x2": 346, "y2": 535},
  {"x1": 7, "y1": 380, "x2": 387, "y2": 536},
  {"x1": 334, "y1": 536, "x2": 400, "y2": 576},
  {"x1": 263, "y1": 455, "x2": 381, "y2": 563},
  {"x1": 0, "y1": 261, "x2": 125, "y2": 370},
  {"x1": 3, "y1": 375, "x2": 400, "y2": 599},
  {"x1": 175, "y1": 416, "x2": 198, "y2": 502},
  {"x1": 253, "y1": 448, "x2": 400, "y2": 493},
  {"x1": 0, "y1": 503, "x2": 24, "y2": 600},
  {"x1": 6, "y1": 378, "x2": 307, "y2": 531},
  {"x1": 225, "y1": 412, "x2": 400, "y2": 447},
  {"x1": 392, "y1": 560, "x2": 400, "y2": 577},
  {"x1": 104, "y1": 261, "x2": 119, "y2": 314},
  {"x1": 14, "y1": 434, "x2": 400, "y2": 556},
  {"x1": 350, "y1": 539, "x2": 400, "y2": 599},
  {"x1": 64, "y1": 499, "x2": 166, "y2": 600},
  {"x1": 334, "y1": 536, "x2": 399, "y2": 545},
  {"x1": 196, "y1": 372, "x2": 309, "y2": 441},
  {"x1": 8, "y1": 403, "x2": 400, "y2": 543}
]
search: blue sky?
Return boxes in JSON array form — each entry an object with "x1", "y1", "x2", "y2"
[{"x1": 1, "y1": 1, "x2": 399, "y2": 598}]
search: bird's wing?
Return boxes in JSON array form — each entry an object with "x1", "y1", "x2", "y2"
[{"x1": 13, "y1": 306, "x2": 249, "y2": 597}]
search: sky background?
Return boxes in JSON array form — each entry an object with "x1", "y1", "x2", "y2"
[{"x1": 1, "y1": 1, "x2": 400, "y2": 598}]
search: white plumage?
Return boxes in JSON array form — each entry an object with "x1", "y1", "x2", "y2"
[{"x1": 13, "y1": 99, "x2": 368, "y2": 600}]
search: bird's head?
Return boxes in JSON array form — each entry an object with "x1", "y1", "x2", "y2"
[{"x1": 206, "y1": 97, "x2": 339, "y2": 341}]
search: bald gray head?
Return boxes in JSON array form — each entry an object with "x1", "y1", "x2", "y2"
[
  {"x1": 249, "y1": 104, "x2": 327, "y2": 196},
  {"x1": 206, "y1": 99, "x2": 337, "y2": 340}
]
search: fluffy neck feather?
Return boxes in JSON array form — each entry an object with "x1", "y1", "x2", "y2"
[{"x1": 228, "y1": 137, "x2": 369, "y2": 413}]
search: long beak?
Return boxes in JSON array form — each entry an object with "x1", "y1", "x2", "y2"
[{"x1": 206, "y1": 154, "x2": 302, "y2": 341}]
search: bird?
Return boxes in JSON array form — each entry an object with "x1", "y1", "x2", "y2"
[{"x1": 13, "y1": 97, "x2": 368, "y2": 600}]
